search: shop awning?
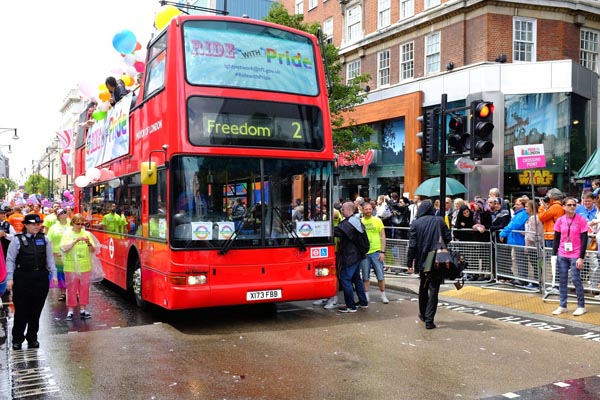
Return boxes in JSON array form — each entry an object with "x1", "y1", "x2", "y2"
[{"x1": 574, "y1": 148, "x2": 600, "y2": 179}]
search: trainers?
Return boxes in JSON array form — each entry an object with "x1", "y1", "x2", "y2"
[
  {"x1": 552, "y1": 306, "x2": 567, "y2": 315},
  {"x1": 66, "y1": 312, "x2": 73, "y2": 321},
  {"x1": 573, "y1": 307, "x2": 587, "y2": 316},
  {"x1": 358, "y1": 303, "x2": 369, "y2": 309},
  {"x1": 323, "y1": 298, "x2": 338, "y2": 310},
  {"x1": 312, "y1": 299, "x2": 327, "y2": 306},
  {"x1": 80, "y1": 311, "x2": 92, "y2": 319},
  {"x1": 337, "y1": 306, "x2": 357, "y2": 313},
  {"x1": 381, "y1": 293, "x2": 389, "y2": 304}
]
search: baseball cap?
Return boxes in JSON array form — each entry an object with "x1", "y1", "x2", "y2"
[{"x1": 23, "y1": 214, "x2": 42, "y2": 224}]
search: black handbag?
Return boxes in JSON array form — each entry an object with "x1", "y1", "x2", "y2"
[{"x1": 427, "y1": 220, "x2": 467, "y2": 281}]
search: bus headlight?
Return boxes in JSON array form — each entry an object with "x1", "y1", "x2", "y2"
[
  {"x1": 314, "y1": 267, "x2": 330, "y2": 277},
  {"x1": 187, "y1": 275, "x2": 207, "y2": 285}
]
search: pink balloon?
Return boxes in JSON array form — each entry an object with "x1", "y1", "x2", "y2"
[
  {"x1": 99, "y1": 168, "x2": 111, "y2": 181},
  {"x1": 77, "y1": 81, "x2": 96, "y2": 99},
  {"x1": 134, "y1": 61, "x2": 145, "y2": 73}
]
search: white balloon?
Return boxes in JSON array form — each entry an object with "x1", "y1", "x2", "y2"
[
  {"x1": 134, "y1": 49, "x2": 147, "y2": 62},
  {"x1": 98, "y1": 101, "x2": 111, "y2": 112},
  {"x1": 124, "y1": 54, "x2": 136, "y2": 66},
  {"x1": 86, "y1": 167, "x2": 101, "y2": 181},
  {"x1": 125, "y1": 65, "x2": 137, "y2": 77},
  {"x1": 74, "y1": 175, "x2": 90, "y2": 188},
  {"x1": 109, "y1": 178, "x2": 121, "y2": 188}
]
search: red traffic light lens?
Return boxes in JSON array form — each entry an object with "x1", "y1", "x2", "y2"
[
  {"x1": 477, "y1": 103, "x2": 494, "y2": 118},
  {"x1": 449, "y1": 117, "x2": 462, "y2": 130}
]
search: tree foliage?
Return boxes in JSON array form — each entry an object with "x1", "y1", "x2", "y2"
[
  {"x1": 0, "y1": 177, "x2": 17, "y2": 200},
  {"x1": 24, "y1": 173, "x2": 51, "y2": 197},
  {"x1": 264, "y1": 4, "x2": 376, "y2": 153}
]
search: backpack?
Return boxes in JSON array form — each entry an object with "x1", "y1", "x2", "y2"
[{"x1": 354, "y1": 223, "x2": 371, "y2": 259}]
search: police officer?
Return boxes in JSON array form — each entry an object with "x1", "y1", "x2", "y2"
[{"x1": 6, "y1": 214, "x2": 57, "y2": 350}]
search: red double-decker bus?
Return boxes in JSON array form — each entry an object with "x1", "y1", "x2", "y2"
[{"x1": 73, "y1": 15, "x2": 337, "y2": 310}]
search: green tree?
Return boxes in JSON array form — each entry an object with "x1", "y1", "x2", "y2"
[
  {"x1": 264, "y1": 4, "x2": 375, "y2": 153},
  {"x1": 24, "y1": 173, "x2": 51, "y2": 197},
  {"x1": 0, "y1": 177, "x2": 17, "y2": 200}
]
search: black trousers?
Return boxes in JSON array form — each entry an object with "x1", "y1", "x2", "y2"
[
  {"x1": 418, "y1": 271, "x2": 443, "y2": 324},
  {"x1": 11, "y1": 269, "x2": 50, "y2": 344}
]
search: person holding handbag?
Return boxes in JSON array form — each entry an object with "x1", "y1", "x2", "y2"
[
  {"x1": 60, "y1": 214, "x2": 96, "y2": 321},
  {"x1": 406, "y1": 200, "x2": 452, "y2": 329}
]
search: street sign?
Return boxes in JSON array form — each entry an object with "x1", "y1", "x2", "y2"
[
  {"x1": 455, "y1": 157, "x2": 475, "y2": 173},
  {"x1": 514, "y1": 144, "x2": 546, "y2": 170}
]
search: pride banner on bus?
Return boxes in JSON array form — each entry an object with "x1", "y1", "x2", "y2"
[{"x1": 85, "y1": 93, "x2": 132, "y2": 170}]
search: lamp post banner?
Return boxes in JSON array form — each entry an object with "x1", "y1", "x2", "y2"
[{"x1": 514, "y1": 144, "x2": 546, "y2": 170}]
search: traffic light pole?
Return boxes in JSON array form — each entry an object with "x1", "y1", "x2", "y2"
[{"x1": 439, "y1": 94, "x2": 448, "y2": 208}]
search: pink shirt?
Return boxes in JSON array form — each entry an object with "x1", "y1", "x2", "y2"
[{"x1": 554, "y1": 213, "x2": 588, "y2": 258}]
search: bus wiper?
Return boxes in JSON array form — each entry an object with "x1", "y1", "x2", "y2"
[
  {"x1": 273, "y1": 207, "x2": 306, "y2": 252},
  {"x1": 218, "y1": 214, "x2": 251, "y2": 255}
]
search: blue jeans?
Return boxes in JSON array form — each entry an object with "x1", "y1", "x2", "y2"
[
  {"x1": 557, "y1": 256, "x2": 585, "y2": 308},
  {"x1": 340, "y1": 260, "x2": 368, "y2": 309},
  {"x1": 360, "y1": 252, "x2": 385, "y2": 282}
]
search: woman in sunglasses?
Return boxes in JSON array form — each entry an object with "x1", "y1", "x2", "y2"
[
  {"x1": 60, "y1": 214, "x2": 97, "y2": 321},
  {"x1": 551, "y1": 197, "x2": 588, "y2": 316}
]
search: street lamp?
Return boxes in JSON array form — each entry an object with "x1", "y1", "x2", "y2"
[
  {"x1": 0, "y1": 128, "x2": 19, "y2": 140},
  {"x1": 0, "y1": 145, "x2": 12, "y2": 154}
]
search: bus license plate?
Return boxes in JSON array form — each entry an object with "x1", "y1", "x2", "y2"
[{"x1": 246, "y1": 289, "x2": 282, "y2": 301}]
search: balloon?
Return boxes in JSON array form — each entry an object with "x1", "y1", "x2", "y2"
[
  {"x1": 155, "y1": 5, "x2": 181, "y2": 30},
  {"x1": 98, "y1": 83, "x2": 108, "y2": 92},
  {"x1": 135, "y1": 42, "x2": 142, "y2": 52},
  {"x1": 134, "y1": 61, "x2": 145, "y2": 73},
  {"x1": 86, "y1": 167, "x2": 101, "y2": 181},
  {"x1": 74, "y1": 175, "x2": 90, "y2": 188},
  {"x1": 99, "y1": 168, "x2": 111, "y2": 181},
  {"x1": 124, "y1": 53, "x2": 136, "y2": 66},
  {"x1": 107, "y1": 170, "x2": 116, "y2": 179},
  {"x1": 120, "y1": 75, "x2": 133, "y2": 86},
  {"x1": 99, "y1": 90, "x2": 111, "y2": 102},
  {"x1": 134, "y1": 49, "x2": 146, "y2": 62},
  {"x1": 109, "y1": 178, "x2": 121, "y2": 188},
  {"x1": 63, "y1": 190, "x2": 71, "y2": 197},
  {"x1": 78, "y1": 81, "x2": 96, "y2": 98},
  {"x1": 92, "y1": 110, "x2": 107, "y2": 121},
  {"x1": 98, "y1": 101, "x2": 111, "y2": 112},
  {"x1": 112, "y1": 29, "x2": 137, "y2": 54},
  {"x1": 125, "y1": 65, "x2": 137, "y2": 77}
]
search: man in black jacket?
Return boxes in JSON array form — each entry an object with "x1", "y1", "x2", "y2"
[
  {"x1": 334, "y1": 202, "x2": 369, "y2": 313},
  {"x1": 406, "y1": 200, "x2": 452, "y2": 329},
  {"x1": 105, "y1": 76, "x2": 130, "y2": 106}
]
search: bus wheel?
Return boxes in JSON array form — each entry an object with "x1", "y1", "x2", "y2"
[{"x1": 131, "y1": 258, "x2": 146, "y2": 309}]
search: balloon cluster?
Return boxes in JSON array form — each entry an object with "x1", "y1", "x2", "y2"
[
  {"x1": 77, "y1": 29, "x2": 147, "y2": 122},
  {"x1": 74, "y1": 167, "x2": 120, "y2": 188}
]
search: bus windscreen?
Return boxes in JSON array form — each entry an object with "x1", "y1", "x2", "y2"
[
  {"x1": 188, "y1": 96, "x2": 324, "y2": 150},
  {"x1": 183, "y1": 20, "x2": 319, "y2": 96}
]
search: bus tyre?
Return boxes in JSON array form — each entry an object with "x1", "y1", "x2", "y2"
[{"x1": 132, "y1": 258, "x2": 146, "y2": 309}]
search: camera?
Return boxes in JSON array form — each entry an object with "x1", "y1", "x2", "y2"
[{"x1": 542, "y1": 196, "x2": 550, "y2": 203}]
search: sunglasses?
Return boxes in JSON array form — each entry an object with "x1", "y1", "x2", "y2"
[
  {"x1": 73, "y1": 223, "x2": 84, "y2": 226},
  {"x1": 565, "y1": 204, "x2": 577, "y2": 207}
]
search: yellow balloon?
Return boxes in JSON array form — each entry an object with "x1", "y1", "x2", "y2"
[
  {"x1": 98, "y1": 83, "x2": 108, "y2": 92},
  {"x1": 155, "y1": 5, "x2": 181, "y2": 30},
  {"x1": 99, "y1": 90, "x2": 111, "y2": 102},
  {"x1": 121, "y1": 75, "x2": 133, "y2": 86}
]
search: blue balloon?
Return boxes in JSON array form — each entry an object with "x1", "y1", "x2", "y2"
[{"x1": 112, "y1": 30, "x2": 137, "y2": 54}]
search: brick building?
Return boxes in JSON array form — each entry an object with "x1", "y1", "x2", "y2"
[{"x1": 281, "y1": 0, "x2": 599, "y2": 201}]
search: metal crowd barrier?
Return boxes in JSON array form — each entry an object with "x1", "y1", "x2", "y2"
[{"x1": 382, "y1": 226, "x2": 600, "y2": 305}]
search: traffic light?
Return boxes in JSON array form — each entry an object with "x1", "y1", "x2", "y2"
[
  {"x1": 416, "y1": 109, "x2": 439, "y2": 162},
  {"x1": 447, "y1": 115, "x2": 469, "y2": 154},
  {"x1": 471, "y1": 101, "x2": 494, "y2": 159}
]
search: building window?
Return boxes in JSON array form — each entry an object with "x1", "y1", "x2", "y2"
[
  {"x1": 400, "y1": 0, "x2": 414, "y2": 19},
  {"x1": 346, "y1": 5, "x2": 362, "y2": 42},
  {"x1": 425, "y1": 32, "x2": 440, "y2": 74},
  {"x1": 400, "y1": 41, "x2": 414, "y2": 80},
  {"x1": 308, "y1": 0, "x2": 318, "y2": 10},
  {"x1": 346, "y1": 60, "x2": 361, "y2": 84},
  {"x1": 513, "y1": 17, "x2": 536, "y2": 62},
  {"x1": 323, "y1": 18, "x2": 333, "y2": 45},
  {"x1": 378, "y1": 49, "x2": 390, "y2": 87},
  {"x1": 378, "y1": 0, "x2": 390, "y2": 29},
  {"x1": 295, "y1": 0, "x2": 303, "y2": 14},
  {"x1": 580, "y1": 29, "x2": 599, "y2": 72},
  {"x1": 425, "y1": 0, "x2": 440, "y2": 8}
]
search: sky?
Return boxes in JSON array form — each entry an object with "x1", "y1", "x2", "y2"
[{"x1": 0, "y1": 0, "x2": 160, "y2": 184}]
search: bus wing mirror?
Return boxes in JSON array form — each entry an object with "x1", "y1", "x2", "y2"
[{"x1": 141, "y1": 161, "x2": 157, "y2": 185}]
